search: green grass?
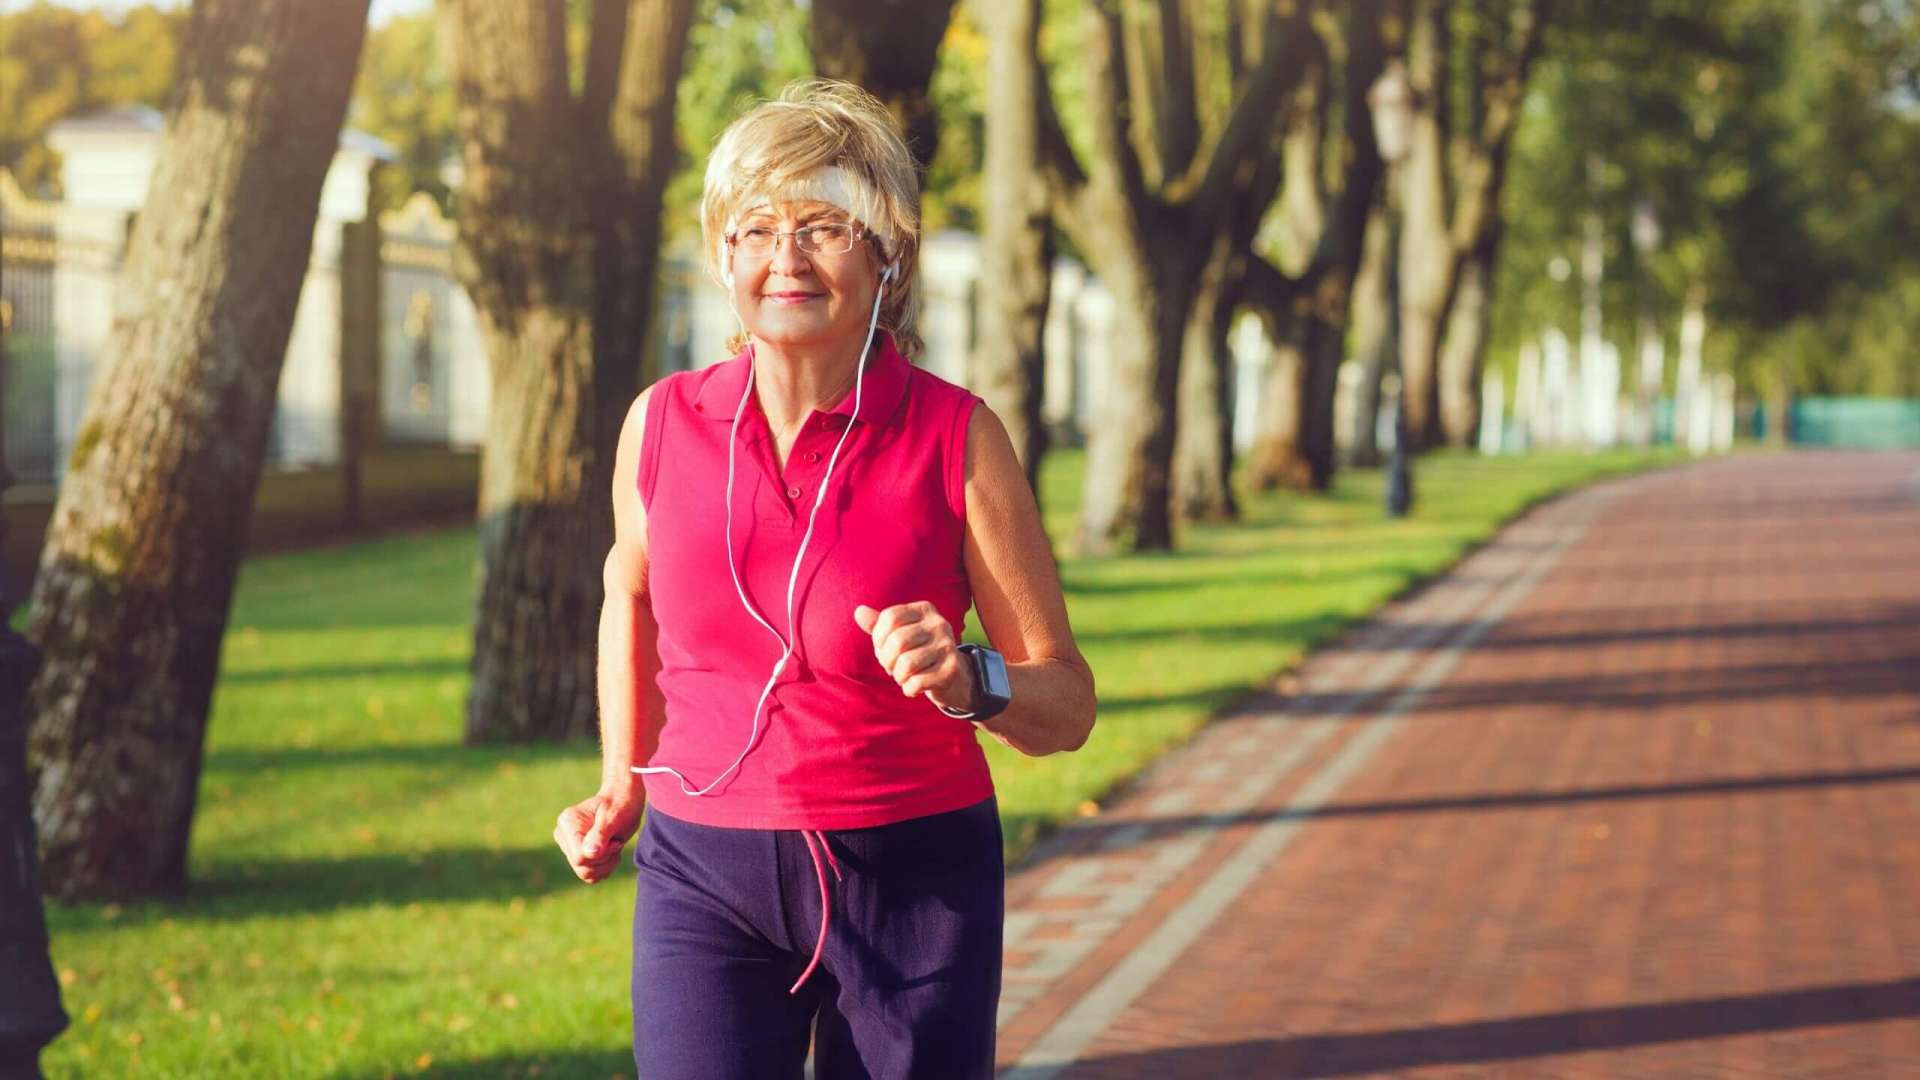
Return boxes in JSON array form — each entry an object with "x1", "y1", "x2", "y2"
[{"x1": 40, "y1": 447, "x2": 1679, "y2": 1078}]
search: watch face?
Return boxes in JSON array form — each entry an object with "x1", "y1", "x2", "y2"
[{"x1": 979, "y1": 648, "x2": 1013, "y2": 701}]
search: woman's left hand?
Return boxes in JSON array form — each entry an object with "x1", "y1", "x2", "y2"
[{"x1": 854, "y1": 602, "x2": 974, "y2": 714}]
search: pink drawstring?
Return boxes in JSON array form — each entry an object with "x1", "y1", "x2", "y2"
[{"x1": 790, "y1": 830, "x2": 843, "y2": 994}]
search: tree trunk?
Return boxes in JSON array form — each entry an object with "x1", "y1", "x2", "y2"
[
  {"x1": 1245, "y1": 319, "x2": 1314, "y2": 490},
  {"x1": 973, "y1": 0, "x2": 1053, "y2": 491},
  {"x1": 447, "y1": 1, "x2": 599, "y2": 744},
  {"x1": 1076, "y1": 234, "x2": 1197, "y2": 554},
  {"x1": 24, "y1": 0, "x2": 371, "y2": 900},
  {"x1": 592, "y1": 0, "x2": 694, "y2": 471},
  {"x1": 1346, "y1": 205, "x2": 1392, "y2": 466},
  {"x1": 1395, "y1": 0, "x2": 1545, "y2": 452},
  {"x1": 1294, "y1": 290, "x2": 1351, "y2": 489},
  {"x1": 809, "y1": 0, "x2": 959, "y2": 170},
  {"x1": 1396, "y1": 0, "x2": 1451, "y2": 451},
  {"x1": 445, "y1": 0, "x2": 692, "y2": 743},
  {"x1": 1041, "y1": 3, "x2": 1315, "y2": 553},
  {"x1": 1239, "y1": 1, "x2": 1386, "y2": 491},
  {"x1": 1438, "y1": 223, "x2": 1500, "y2": 447},
  {"x1": 1173, "y1": 233, "x2": 1240, "y2": 520}
]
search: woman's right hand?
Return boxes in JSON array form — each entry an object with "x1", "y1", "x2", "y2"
[{"x1": 554, "y1": 790, "x2": 643, "y2": 884}]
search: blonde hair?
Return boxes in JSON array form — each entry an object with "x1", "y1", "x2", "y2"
[{"x1": 701, "y1": 80, "x2": 923, "y2": 359}]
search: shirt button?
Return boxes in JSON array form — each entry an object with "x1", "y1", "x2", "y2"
[
  {"x1": 786, "y1": 485, "x2": 802, "y2": 500},
  {"x1": 804, "y1": 451, "x2": 821, "y2": 464}
]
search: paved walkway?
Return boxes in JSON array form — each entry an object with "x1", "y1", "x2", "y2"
[{"x1": 996, "y1": 451, "x2": 1920, "y2": 1079}]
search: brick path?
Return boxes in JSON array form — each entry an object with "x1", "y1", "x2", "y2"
[{"x1": 996, "y1": 451, "x2": 1920, "y2": 1079}]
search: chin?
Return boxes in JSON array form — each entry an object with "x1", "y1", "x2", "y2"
[{"x1": 751, "y1": 317, "x2": 858, "y2": 350}]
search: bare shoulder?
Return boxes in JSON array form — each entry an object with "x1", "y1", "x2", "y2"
[
  {"x1": 606, "y1": 384, "x2": 657, "y2": 596},
  {"x1": 614, "y1": 383, "x2": 657, "y2": 496},
  {"x1": 963, "y1": 398, "x2": 1021, "y2": 487}
]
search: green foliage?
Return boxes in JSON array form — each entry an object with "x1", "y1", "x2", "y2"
[
  {"x1": 660, "y1": 0, "x2": 812, "y2": 250},
  {"x1": 922, "y1": 5, "x2": 987, "y2": 232},
  {"x1": 1494, "y1": 0, "x2": 1920, "y2": 400},
  {"x1": 39, "y1": 447, "x2": 1677, "y2": 1077},
  {"x1": 0, "y1": 3, "x2": 183, "y2": 195},
  {"x1": 348, "y1": 12, "x2": 456, "y2": 215}
]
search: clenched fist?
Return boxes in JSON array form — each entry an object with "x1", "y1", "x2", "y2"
[
  {"x1": 554, "y1": 790, "x2": 642, "y2": 884},
  {"x1": 853, "y1": 602, "x2": 976, "y2": 716}
]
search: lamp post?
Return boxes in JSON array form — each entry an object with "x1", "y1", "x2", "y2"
[{"x1": 1369, "y1": 59, "x2": 1415, "y2": 518}]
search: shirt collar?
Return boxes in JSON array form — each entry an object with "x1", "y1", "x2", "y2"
[{"x1": 691, "y1": 334, "x2": 910, "y2": 428}]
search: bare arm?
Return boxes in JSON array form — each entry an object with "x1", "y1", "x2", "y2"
[
  {"x1": 958, "y1": 405, "x2": 1096, "y2": 755},
  {"x1": 554, "y1": 385, "x2": 664, "y2": 882},
  {"x1": 596, "y1": 384, "x2": 664, "y2": 794}
]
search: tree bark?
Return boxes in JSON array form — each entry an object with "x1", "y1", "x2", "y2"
[
  {"x1": 1397, "y1": 0, "x2": 1546, "y2": 450},
  {"x1": 1245, "y1": 317, "x2": 1314, "y2": 490},
  {"x1": 1345, "y1": 204, "x2": 1393, "y2": 466},
  {"x1": 1438, "y1": 221, "x2": 1501, "y2": 446},
  {"x1": 809, "y1": 0, "x2": 960, "y2": 170},
  {"x1": 1075, "y1": 235, "x2": 1198, "y2": 553},
  {"x1": 1241, "y1": 1, "x2": 1389, "y2": 492},
  {"x1": 592, "y1": 0, "x2": 694, "y2": 472},
  {"x1": 24, "y1": 0, "x2": 371, "y2": 900},
  {"x1": 445, "y1": 0, "x2": 692, "y2": 743},
  {"x1": 1173, "y1": 231, "x2": 1240, "y2": 521},
  {"x1": 1396, "y1": 0, "x2": 1453, "y2": 450},
  {"x1": 974, "y1": 0, "x2": 1054, "y2": 491}
]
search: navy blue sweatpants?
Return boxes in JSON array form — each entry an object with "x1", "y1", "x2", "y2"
[{"x1": 630, "y1": 798, "x2": 1004, "y2": 1079}]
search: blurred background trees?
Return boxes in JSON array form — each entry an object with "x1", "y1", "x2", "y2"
[{"x1": 4, "y1": 0, "x2": 1915, "y2": 895}]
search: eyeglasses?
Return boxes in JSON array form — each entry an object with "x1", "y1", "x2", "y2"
[{"x1": 728, "y1": 222, "x2": 865, "y2": 257}]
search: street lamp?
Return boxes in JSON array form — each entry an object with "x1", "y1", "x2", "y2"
[{"x1": 1369, "y1": 60, "x2": 1415, "y2": 518}]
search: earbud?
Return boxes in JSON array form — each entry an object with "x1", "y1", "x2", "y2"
[{"x1": 880, "y1": 261, "x2": 898, "y2": 286}]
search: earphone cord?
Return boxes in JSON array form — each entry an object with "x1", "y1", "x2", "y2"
[{"x1": 632, "y1": 273, "x2": 889, "y2": 800}]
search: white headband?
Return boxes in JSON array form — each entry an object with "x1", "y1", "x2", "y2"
[{"x1": 724, "y1": 164, "x2": 895, "y2": 254}]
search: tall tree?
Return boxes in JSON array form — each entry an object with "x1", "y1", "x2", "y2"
[
  {"x1": 1030, "y1": 1, "x2": 1316, "y2": 553},
  {"x1": 1236, "y1": 0, "x2": 1396, "y2": 493},
  {"x1": 809, "y1": 0, "x2": 960, "y2": 171},
  {"x1": 1396, "y1": 0, "x2": 1548, "y2": 449},
  {"x1": 1171, "y1": 3, "x2": 1318, "y2": 519},
  {"x1": 444, "y1": 0, "x2": 693, "y2": 743},
  {"x1": 24, "y1": 0, "x2": 372, "y2": 900},
  {"x1": 973, "y1": 0, "x2": 1055, "y2": 489}
]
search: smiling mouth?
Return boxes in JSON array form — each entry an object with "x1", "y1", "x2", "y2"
[{"x1": 765, "y1": 292, "x2": 822, "y2": 302}]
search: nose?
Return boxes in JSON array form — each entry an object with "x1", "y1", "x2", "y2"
[{"x1": 767, "y1": 232, "x2": 812, "y2": 278}]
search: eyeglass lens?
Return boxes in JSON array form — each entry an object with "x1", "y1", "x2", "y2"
[{"x1": 734, "y1": 224, "x2": 856, "y2": 255}]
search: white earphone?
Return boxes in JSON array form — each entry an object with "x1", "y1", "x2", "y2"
[{"x1": 635, "y1": 254, "x2": 897, "y2": 798}]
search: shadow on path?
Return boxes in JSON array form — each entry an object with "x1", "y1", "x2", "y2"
[
  {"x1": 1014, "y1": 763, "x2": 1920, "y2": 864},
  {"x1": 1029, "y1": 976, "x2": 1920, "y2": 1078}
]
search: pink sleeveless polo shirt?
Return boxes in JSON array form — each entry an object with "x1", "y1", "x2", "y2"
[{"x1": 636, "y1": 335, "x2": 995, "y2": 830}]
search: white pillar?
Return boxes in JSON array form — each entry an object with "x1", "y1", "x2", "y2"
[
  {"x1": 1478, "y1": 368, "x2": 1505, "y2": 455},
  {"x1": 1512, "y1": 340, "x2": 1539, "y2": 451}
]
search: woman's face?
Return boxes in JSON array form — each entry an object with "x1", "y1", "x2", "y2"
[{"x1": 726, "y1": 199, "x2": 885, "y2": 354}]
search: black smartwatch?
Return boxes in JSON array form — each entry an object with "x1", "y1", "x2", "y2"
[{"x1": 936, "y1": 644, "x2": 1012, "y2": 723}]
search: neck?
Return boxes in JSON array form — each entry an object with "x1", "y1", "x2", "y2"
[{"x1": 749, "y1": 335, "x2": 877, "y2": 434}]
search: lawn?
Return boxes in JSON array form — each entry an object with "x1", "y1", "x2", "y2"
[{"x1": 39, "y1": 447, "x2": 1680, "y2": 1078}]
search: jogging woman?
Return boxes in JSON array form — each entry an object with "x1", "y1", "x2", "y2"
[{"x1": 551, "y1": 81, "x2": 1096, "y2": 1079}]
